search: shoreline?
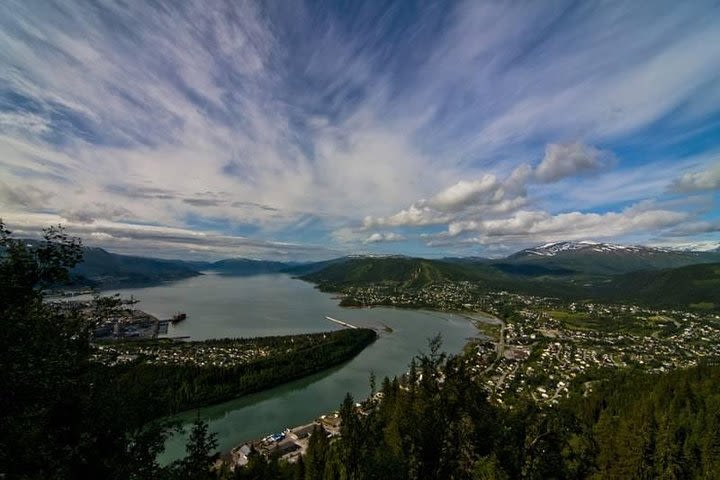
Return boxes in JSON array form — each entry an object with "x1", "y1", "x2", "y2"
[{"x1": 213, "y1": 306, "x2": 492, "y2": 468}]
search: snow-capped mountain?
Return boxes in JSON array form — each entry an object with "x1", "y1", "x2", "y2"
[
  {"x1": 653, "y1": 242, "x2": 720, "y2": 253},
  {"x1": 514, "y1": 241, "x2": 672, "y2": 258},
  {"x1": 506, "y1": 241, "x2": 720, "y2": 275}
]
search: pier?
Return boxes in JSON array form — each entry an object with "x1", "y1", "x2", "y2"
[{"x1": 325, "y1": 316, "x2": 359, "y2": 329}]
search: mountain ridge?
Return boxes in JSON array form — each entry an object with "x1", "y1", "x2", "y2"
[{"x1": 27, "y1": 238, "x2": 720, "y2": 289}]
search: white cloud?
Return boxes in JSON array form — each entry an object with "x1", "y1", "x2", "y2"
[
  {"x1": 363, "y1": 232, "x2": 406, "y2": 244},
  {"x1": 427, "y1": 175, "x2": 500, "y2": 211},
  {"x1": 671, "y1": 163, "x2": 720, "y2": 192},
  {"x1": 444, "y1": 205, "x2": 688, "y2": 243},
  {"x1": 364, "y1": 206, "x2": 452, "y2": 229},
  {"x1": 365, "y1": 164, "x2": 531, "y2": 228},
  {"x1": 0, "y1": 2, "x2": 718, "y2": 256},
  {"x1": 0, "y1": 212, "x2": 338, "y2": 261},
  {"x1": 535, "y1": 143, "x2": 612, "y2": 182},
  {"x1": 0, "y1": 181, "x2": 53, "y2": 209}
]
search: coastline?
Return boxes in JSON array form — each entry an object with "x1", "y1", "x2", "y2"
[{"x1": 215, "y1": 306, "x2": 493, "y2": 469}]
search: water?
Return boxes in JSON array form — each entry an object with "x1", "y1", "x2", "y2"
[{"x1": 101, "y1": 273, "x2": 481, "y2": 462}]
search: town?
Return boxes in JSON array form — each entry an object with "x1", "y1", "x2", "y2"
[
  {"x1": 91, "y1": 332, "x2": 352, "y2": 368},
  {"x1": 335, "y1": 282, "x2": 720, "y2": 407}
]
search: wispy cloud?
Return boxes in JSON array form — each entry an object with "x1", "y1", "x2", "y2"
[{"x1": 0, "y1": 1, "x2": 718, "y2": 257}]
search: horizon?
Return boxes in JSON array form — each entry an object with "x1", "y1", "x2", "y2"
[
  {"x1": 1, "y1": 1, "x2": 719, "y2": 261},
  {"x1": 24, "y1": 236, "x2": 720, "y2": 263}
]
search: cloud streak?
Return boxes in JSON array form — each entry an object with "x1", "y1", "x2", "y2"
[{"x1": 0, "y1": 1, "x2": 718, "y2": 257}]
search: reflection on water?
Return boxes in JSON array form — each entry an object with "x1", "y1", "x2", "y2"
[{"x1": 101, "y1": 273, "x2": 482, "y2": 462}]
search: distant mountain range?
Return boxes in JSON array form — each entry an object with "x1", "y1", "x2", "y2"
[
  {"x1": 503, "y1": 240, "x2": 720, "y2": 275},
  {"x1": 209, "y1": 258, "x2": 299, "y2": 275},
  {"x1": 66, "y1": 249, "x2": 303, "y2": 287},
  {"x1": 44, "y1": 240, "x2": 720, "y2": 304},
  {"x1": 296, "y1": 242, "x2": 720, "y2": 310},
  {"x1": 68, "y1": 247, "x2": 201, "y2": 288}
]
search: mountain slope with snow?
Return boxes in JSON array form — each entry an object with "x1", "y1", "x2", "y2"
[{"x1": 506, "y1": 241, "x2": 720, "y2": 275}]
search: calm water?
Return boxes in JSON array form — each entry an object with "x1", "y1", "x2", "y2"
[{"x1": 102, "y1": 273, "x2": 480, "y2": 462}]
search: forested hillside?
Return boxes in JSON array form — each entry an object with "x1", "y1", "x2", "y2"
[
  {"x1": 237, "y1": 347, "x2": 720, "y2": 480},
  {"x1": 209, "y1": 258, "x2": 295, "y2": 276},
  {"x1": 300, "y1": 256, "x2": 494, "y2": 288},
  {"x1": 301, "y1": 256, "x2": 720, "y2": 310},
  {"x1": 107, "y1": 329, "x2": 377, "y2": 413},
  {"x1": 594, "y1": 262, "x2": 720, "y2": 308},
  {"x1": 70, "y1": 246, "x2": 201, "y2": 287}
]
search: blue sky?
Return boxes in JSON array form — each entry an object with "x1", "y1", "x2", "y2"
[{"x1": 0, "y1": 0, "x2": 719, "y2": 260}]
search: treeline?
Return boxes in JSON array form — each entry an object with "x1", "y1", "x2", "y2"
[
  {"x1": 110, "y1": 329, "x2": 377, "y2": 413},
  {"x1": 236, "y1": 348, "x2": 720, "y2": 480}
]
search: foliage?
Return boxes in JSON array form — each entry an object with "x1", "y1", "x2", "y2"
[
  {"x1": 0, "y1": 221, "x2": 218, "y2": 480},
  {"x1": 109, "y1": 329, "x2": 377, "y2": 413},
  {"x1": 173, "y1": 417, "x2": 220, "y2": 480},
  {"x1": 3, "y1": 221, "x2": 719, "y2": 479},
  {"x1": 233, "y1": 344, "x2": 720, "y2": 479},
  {"x1": 302, "y1": 256, "x2": 720, "y2": 310}
]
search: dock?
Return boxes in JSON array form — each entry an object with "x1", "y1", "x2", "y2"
[
  {"x1": 325, "y1": 316, "x2": 358, "y2": 329},
  {"x1": 153, "y1": 320, "x2": 169, "y2": 337}
]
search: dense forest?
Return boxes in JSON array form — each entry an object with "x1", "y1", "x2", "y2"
[
  {"x1": 236, "y1": 347, "x2": 720, "y2": 480},
  {"x1": 109, "y1": 329, "x2": 377, "y2": 413}
]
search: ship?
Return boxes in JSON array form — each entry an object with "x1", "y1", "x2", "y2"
[{"x1": 170, "y1": 312, "x2": 187, "y2": 324}]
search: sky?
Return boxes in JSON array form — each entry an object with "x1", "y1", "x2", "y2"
[{"x1": 1, "y1": 0, "x2": 719, "y2": 260}]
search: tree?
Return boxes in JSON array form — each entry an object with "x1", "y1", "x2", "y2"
[
  {"x1": 304, "y1": 426, "x2": 329, "y2": 480},
  {"x1": 0, "y1": 222, "x2": 184, "y2": 479},
  {"x1": 174, "y1": 416, "x2": 219, "y2": 480},
  {"x1": 0, "y1": 222, "x2": 92, "y2": 478}
]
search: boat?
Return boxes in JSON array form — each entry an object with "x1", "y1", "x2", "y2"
[{"x1": 170, "y1": 312, "x2": 187, "y2": 324}]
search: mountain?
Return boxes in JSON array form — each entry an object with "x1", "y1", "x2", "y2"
[
  {"x1": 593, "y1": 262, "x2": 720, "y2": 308},
  {"x1": 70, "y1": 247, "x2": 201, "y2": 288},
  {"x1": 73, "y1": 251, "x2": 305, "y2": 283},
  {"x1": 281, "y1": 256, "x2": 357, "y2": 276},
  {"x1": 300, "y1": 256, "x2": 494, "y2": 289},
  {"x1": 299, "y1": 254, "x2": 720, "y2": 310},
  {"x1": 209, "y1": 258, "x2": 296, "y2": 275},
  {"x1": 505, "y1": 241, "x2": 720, "y2": 275}
]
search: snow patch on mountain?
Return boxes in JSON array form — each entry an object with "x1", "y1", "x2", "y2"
[{"x1": 518, "y1": 241, "x2": 677, "y2": 257}]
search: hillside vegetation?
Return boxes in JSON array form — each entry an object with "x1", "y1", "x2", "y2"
[
  {"x1": 237, "y1": 348, "x2": 720, "y2": 480},
  {"x1": 594, "y1": 262, "x2": 720, "y2": 308},
  {"x1": 108, "y1": 329, "x2": 377, "y2": 413},
  {"x1": 302, "y1": 256, "x2": 720, "y2": 310},
  {"x1": 210, "y1": 258, "x2": 293, "y2": 276},
  {"x1": 70, "y1": 247, "x2": 202, "y2": 287},
  {"x1": 301, "y1": 256, "x2": 490, "y2": 288}
]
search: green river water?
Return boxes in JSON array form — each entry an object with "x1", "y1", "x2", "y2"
[{"x1": 102, "y1": 273, "x2": 482, "y2": 462}]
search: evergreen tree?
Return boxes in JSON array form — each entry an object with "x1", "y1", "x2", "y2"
[
  {"x1": 175, "y1": 417, "x2": 219, "y2": 480},
  {"x1": 304, "y1": 426, "x2": 329, "y2": 480}
]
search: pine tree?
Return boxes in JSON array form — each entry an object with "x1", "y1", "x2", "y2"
[
  {"x1": 304, "y1": 425, "x2": 329, "y2": 480},
  {"x1": 175, "y1": 417, "x2": 219, "y2": 480}
]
